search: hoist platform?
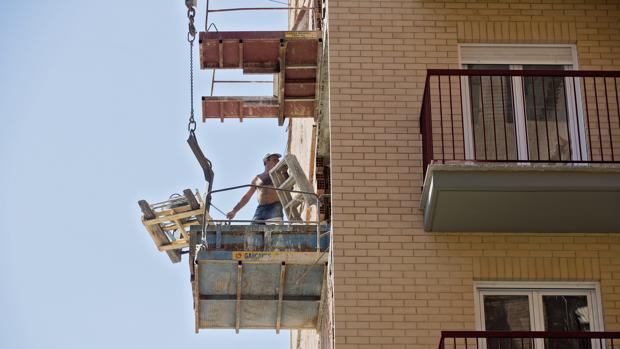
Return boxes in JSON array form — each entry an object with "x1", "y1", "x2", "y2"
[
  {"x1": 139, "y1": 153, "x2": 331, "y2": 332},
  {"x1": 190, "y1": 223, "x2": 330, "y2": 332},
  {"x1": 199, "y1": 31, "x2": 322, "y2": 125}
]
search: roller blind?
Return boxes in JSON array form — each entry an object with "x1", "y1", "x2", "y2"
[{"x1": 460, "y1": 45, "x2": 575, "y2": 66}]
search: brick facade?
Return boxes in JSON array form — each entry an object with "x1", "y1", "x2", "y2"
[{"x1": 325, "y1": 0, "x2": 620, "y2": 348}]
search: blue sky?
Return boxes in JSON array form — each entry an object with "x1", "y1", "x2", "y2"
[{"x1": 0, "y1": 0, "x2": 292, "y2": 347}]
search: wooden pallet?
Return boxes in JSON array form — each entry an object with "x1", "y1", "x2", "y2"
[
  {"x1": 138, "y1": 189, "x2": 212, "y2": 263},
  {"x1": 269, "y1": 154, "x2": 317, "y2": 222}
]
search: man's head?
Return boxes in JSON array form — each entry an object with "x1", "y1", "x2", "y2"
[{"x1": 263, "y1": 153, "x2": 281, "y2": 170}]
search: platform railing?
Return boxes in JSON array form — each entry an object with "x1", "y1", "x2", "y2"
[
  {"x1": 203, "y1": 0, "x2": 320, "y2": 33},
  {"x1": 439, "y1": 331, "x2": 620, "y2": 349},
  {"x1": 205, "y1": 184, "x2": 324, "y2": 252},
  {"x1": 420, "y1": 69, "x2": 620, "y2": 176}
]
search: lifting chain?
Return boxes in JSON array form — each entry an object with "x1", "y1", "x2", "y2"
[{"x1": 186, "y1": 0, "x2": 197, "y2": 135}]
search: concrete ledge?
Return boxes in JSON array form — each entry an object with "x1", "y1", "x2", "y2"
[{"x1": 420, "y1": 162, "x2": 620, "y2": 232}]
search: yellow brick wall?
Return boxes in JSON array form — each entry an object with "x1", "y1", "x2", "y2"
[{"x1": 326, "y1": 0, "x2": 620, "y2": 348}]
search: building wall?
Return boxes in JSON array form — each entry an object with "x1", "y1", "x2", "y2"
[
  {"x1": 326, "y1": 0, "x2": 620, "y2": 348},
  {"x1": 288, "y1": 4, "x2": 334, "y2": 348}
]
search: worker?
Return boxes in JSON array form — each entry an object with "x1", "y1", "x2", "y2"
[{"x1": 226, "y1": 153, "x2": 284, "y2": 223}]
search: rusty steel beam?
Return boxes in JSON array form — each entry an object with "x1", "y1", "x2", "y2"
[
  {"x1": 199, "y1": 31, "x2": 319, "y2": 72},
  {"x1": 202, "y1": 96, "x2": 315, "y2": 121},
  {"x1": 278, "y1": 42, "x2": 287, "y2": 125}
]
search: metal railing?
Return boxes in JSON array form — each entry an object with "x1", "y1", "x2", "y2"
[
  {"x1": 202, "y1": 0, "x2": 322, "y2": 97},
  {"x1": 205, "y1": 184, "x2": 324, "y2": 252},
  {"x1": 439, "y1": 331, "x2": 620, "y2": 349},
  {"x1": 420, "y1": 69, "x2": 620, "y2": 175}
]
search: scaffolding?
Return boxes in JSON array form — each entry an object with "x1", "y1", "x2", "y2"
[
  {"x1": 138, "y1": 155, "x2": 331, "y2": 332},
  {"x1": 138, "y1": 0, "x2": 330, "y2": 335},
  {"x1": 200, "y1": 1, "x2": 324, "y2": 125}
]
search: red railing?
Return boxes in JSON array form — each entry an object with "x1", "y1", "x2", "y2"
[
  {"x1": 420, "y1": 69, "x2": 620, "y2": 174},
  {"x1": 439, "y1": 331, "x2": 620, "y2": 349}
]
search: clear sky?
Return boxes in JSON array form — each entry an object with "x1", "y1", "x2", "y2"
[{"x1": 0, "y1": 0, "x2": 292, "y2": 347}]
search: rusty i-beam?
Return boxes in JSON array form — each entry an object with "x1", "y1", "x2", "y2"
[{"x1": 199, "y1": 31, "x2": 322, "y2": 125}]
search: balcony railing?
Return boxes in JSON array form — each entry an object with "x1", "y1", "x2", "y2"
[
  {"x1": 439, "y1": 331, "x2": 620, "y2": 349},
  {"x1": 420, "y1": 69, "x2": 620, "y2": 174}
]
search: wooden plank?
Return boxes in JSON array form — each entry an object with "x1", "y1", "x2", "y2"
[
  {"x1": 183, "y1": 188, "x2": 205, "y2": 227},
  {"x1": 159, "y1": 220, "x2": 199, "y2": 232},
  {"x1": 174, "y1": 219, "x2": 189, "y2": 239},
  {"x1": 183, "y1": 189, "x2": 201, "y2": 209},
  {"x1": 284, "y1": 31, "x2": 320, "y2": 40},
  {"x1": 139, "y1": 200, "x2": 182, "y2": 263},
  {"x1": 140, "y1": 207, "x2": 204, "y2": 226},
  {"x1": 153, "y1": 205, "x2": 192, "y2": 217},
  {"x1": 158, "y1": 240, "x2": 189, "y2": 251},
  {"x1": 138, "y1": 200, "x2": 156, "y2": 219}
]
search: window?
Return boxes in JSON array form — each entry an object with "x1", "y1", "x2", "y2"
[
  {"x1": 459, "y1": 45, "x2": 588, "y2": 161},
  {"x1": 475, "y1": 282, "x2": 604, "y2": 349}
]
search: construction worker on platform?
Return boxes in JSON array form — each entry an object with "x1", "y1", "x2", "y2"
[{"x1": 226, "y1": 153, "x2": 284, "y2": 223}]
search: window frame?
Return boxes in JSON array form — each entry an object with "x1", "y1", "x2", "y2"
[
  {"x1": 458, "y1": 44, "x2": 588, "y2": 161},
  {"x1": 473, "y1": 281, "x2": 605, "y2": 333}
]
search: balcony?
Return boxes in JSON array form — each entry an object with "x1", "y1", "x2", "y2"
[
  {"x1": 419, "y1": 69, "x2": 620, "y2": 232},
  {"x1": 438, "y1": 331, "x2": 620, "y2": 349}
]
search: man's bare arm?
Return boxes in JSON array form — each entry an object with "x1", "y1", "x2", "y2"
[{"x1": 226, "y1": 179, "x2": 258, "y2": 219}]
